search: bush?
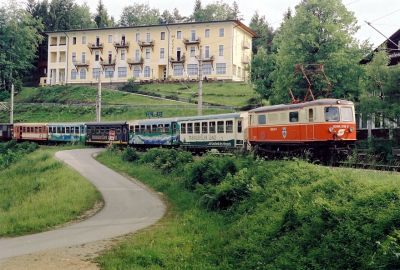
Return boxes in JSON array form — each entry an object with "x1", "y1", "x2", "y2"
[
  {"x1": 122, "y1": 147, "x2": 139, "y2": 162},
  {"x1": 0, "y1": 141, "x2": 38, "y2": 169},
  {"x1": 141, "y1": 148, "x2": 193, "y2": 174},
  {"x1": 119, "y1": 78, "x2": 140, "y2": 92},
  {"x1": 185, "y1": 155, "x2": 237, "y2": 188}
]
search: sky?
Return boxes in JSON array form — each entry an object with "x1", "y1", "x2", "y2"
[{"x1": 4, "y1": 0, "x2": 400, "y2": 47}]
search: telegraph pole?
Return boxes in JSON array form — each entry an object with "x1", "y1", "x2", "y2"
[
  {"x1": 198, "y1": 46, "x2": 203, "y2": 116},
  {"x1": 10, "y1": 83, "x2": 14, "y2": 124},
  {"x1": 96, "y1": 72, "x2": 102, "y2": 122}
]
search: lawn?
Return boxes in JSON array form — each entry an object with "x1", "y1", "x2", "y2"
[
  {"x1": 0, "y1": 144, "x2": 101, "y2": 236},
  {"x1": 96, "y1": 149, "x2": 400, "y2": 270}
]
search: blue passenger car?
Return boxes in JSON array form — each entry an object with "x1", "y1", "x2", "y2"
[
  {"x1": 48, "y1": 123, "x2": 86, "y2": 142},
  {"x1": 128, "y1": 118, "x2": 180, "y2": 146}
]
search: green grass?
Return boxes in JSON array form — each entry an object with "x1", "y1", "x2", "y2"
[
  {"x1": 137, "y1": 82, "x2": 256, "y2": 107},
  {"x1": 96, "y1": 150, "x2": 400, "y2": 270},
  {"x1": 0, "y1": 145, "x2": 101, "y2": 236}
]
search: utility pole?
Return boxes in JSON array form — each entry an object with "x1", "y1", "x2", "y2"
[
  {"x1": 96, "y1": 72, "x2": 102, "y2": 122},
  {"x1": 10, "y1": 83, "x2": 14, "y2": 124},
  {"x1": 197, "y1": 46, "x2": 203, "y2": 116}
]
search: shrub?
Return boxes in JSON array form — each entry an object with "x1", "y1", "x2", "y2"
[
  {"x1": 141, "y1": 148, "x2": 193, "y2": 174},
  {"x1": 122, "y1": 147, "x2": 139, "y2": 162}
]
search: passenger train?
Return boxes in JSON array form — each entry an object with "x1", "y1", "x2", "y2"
[{"x1": 0, "y1": 99, "x2": 356, "y2": 156}]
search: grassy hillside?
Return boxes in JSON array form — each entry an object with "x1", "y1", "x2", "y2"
[
  {"x1": 96, "y1": 149, "x2": 400, "y2": 270},
  {"x1": 0, "y1": 144, "x2": 100, "y2": 236}
]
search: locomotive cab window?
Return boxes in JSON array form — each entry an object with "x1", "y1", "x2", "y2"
[
  {"x1": 237, "y1": 120, "x2": 242, "y2": 133},
  {"x1": 341, "y1": 107, "x2": 353, "y2": 122},
  {"x1": 289, "y1": 112, "x2": 299, "y2": 122},
  {"x1": 258, "y1": 114, "x2": 266, "y2": 125},
  {"x1": 308, "y1": 108, "x2": 314, "y2": 122},
  {"x1": 325, "y1": 107, "x2": 340, "y2": 122}
]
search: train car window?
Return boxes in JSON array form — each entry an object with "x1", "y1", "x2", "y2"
[
  {"x1": 217, "y1": 121, "x2": 224, "y2": 133},
  {"x1": 181, "y1": 123, "x2": 186, "y2": 134},
  {"x1": 116, "y1": 128, "x2": 121, "y2": 134},
  {"x1": 57, "y1": 127, "x2": 61, "y2": 133},
  {"x1": 151, "y1": 125, "x2": 156, "y2": 133},
  {"x1": 308, "y1": 109, "x2": 314, "y2": 122},
  {"x1": 226, "y1": 121, "x2": 233, "y2": 133},
  {"x1": 341, "y1": 107, "x2": 353, "y2": 122},
  {"x1": 258, "y1": 114, "x2": 266, "y2": 125},
  {"x1": 134, "y1": 125, "x2": 139, "y2": 133},
  {"x1": 61, "y1": 127, "x2": 65, "y2": 133},
  {"x1": 158, "y1": 124, "x2": 164, "y2": 133},
  {"x1": 145, "y1": 125, "x2": 150, "y2": 133},
  {"x1": 35, "y1": 127, "x2": 39, "y2": 133},
  {"x1": 289, "y1": 112, "x2": 299, "y2": 122},
  {"x1": 325, "y1": 107, "x2": 339, "y2": 122},
  {"x1": 165, "y1": 124, "x2": 170, "y2": 133},
  {"x1": 188, "y1": 123, "x2": 193, "y2": 134},
  {"x1": 140, "y1": 125, "x2": 145, "y2": 133},
  {"x1": 66, "y1": 127, "x2": 70, "y2": 133},
  {"x1": 237, "y1": 120, "x2": 242, "y2": 133},
  {"x1": 209, "y1": 122, "x2": 216, "y2": 133},
  {"x1": 194, "y1": 122, "x2": 200, "y2": 134},
  {"x1": 75, "y1": 127, "x2": 79, "y2": 134},
  {"x1": 202, "y1": 122, "x2": 208, "y2": 133}
]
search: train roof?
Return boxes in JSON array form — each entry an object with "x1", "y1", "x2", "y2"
[
  {"x1": 250, "y1": 99, "x2": 354, "y2": 113},
  {"x1": 85, "y1": 121, "x2": 127, "y2": 126},
  {"x1": 13, "y1": 122, "x2": 48, "y2": 126},
  {"x1": 177, "y1": 113, "x2": 242, "y2": 122},
  {"x1": 48, "y1": 122, "x2": 85, "y2": 126},
  {"x1": 128, "y1": 117, "x2": 180, "y2": 125}
]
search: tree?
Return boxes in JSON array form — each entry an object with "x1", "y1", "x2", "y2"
[
  {"x1": 0, "y1": 1, "x2": 43, "y2": 95},
  {"x1": 191, "y1": 0, "x2": 242, "y2": 22},
  {"x1": 94, "y1": 0, "x2": 111, "y2": 28},
  {"x1": 192, "y1": 0, "x2": 204, "y2": 22},
  {"x1": 249, "y1": 11, "x2": 274, "y2": 54},
  {"x1": 47, "y1": 0, "x2": 75, "y2": 31},
  {"x1": 271, "y1": 0, "x2": 365, "y2": 104},
  {"x1": 119, "y1": 3, "x2": 160, "y2": 27},
  {"x1": 70, "y1": 2, "x2": 95, "y2": 29},
  {"x1": 251, "y1": 47, "x2": 275, "y2": 100}
]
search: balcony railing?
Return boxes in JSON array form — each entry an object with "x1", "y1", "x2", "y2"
[
  {"x1": 127, "y1": 57, "x2": 144, "y2": 69},
  {"x1": 114, "y1": 41, "x2": 130, "y2": 52},
  {"x1": 138, "y1": 40, "x2": 155, "y2": 51},
  {"x1": 73, "y1": 61, "x2": 90, "y2": 68},
  {"x1": 183, "y1": 38, "x2": 200, "y2": 49},
  {"x1": 88, "y1": 42, "x2": 104, "y2": 53},
  {"x1": 100, "y1": 59, "x2": 116, "y2": 67},
  {"x1": 169, "y1": 54, "x2": 185, "y2": 64}
]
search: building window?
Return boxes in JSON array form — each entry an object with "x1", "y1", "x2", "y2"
[
  {"x1": 105, "y1": 67, "x2": 114, "y2": 78},
  {"x1": 190, "y1": 46, "x2": 196, "y2": 57},
  {"x1": 145, "y1": 48, "x2": 150, "y2": 59},
  {"x1": 177, "y1": 30, "x2": 182, "y2": 39},
  {"x1": 72, "y1": 37, "x2": 76, "y2": 45},
  {"x1": 93, "y1": 68, "x2": 100, "y2": 79},
  {"x1": 191, "y1": 30, "x2": 196, "y2": 41},
  {"x1": 80, "y1": 68, "x2": 86, "y2": 80},
  {"x1": 81, "y1": 36, "x2": 86, "y2": 44},
  {"x1": 81, "y1": 52, "x2": 86, "y2": 63},
  {"x1": 219, "y1": 45, "x2": 224, "y2": 56},
  {"x1": 108, "y1": 35, "x2": 112, "y2": 43},
  {"x1": 135, "y1": 49, "x2": 140, "y2": 61},
  {"x1": 121, "y1": 49, "x2": 126, "y2": 60},
  {"x1": 173, "y1": 64, "x2": 183, "y2": 76},
  {"x1": 133, "y1": 66, "x2": 141, "y2": 78},
  {"x1": 95, "y1": 51, "x2": 99, "y2": 61},
  {"x1": 144, "y1": 66, "x2": 150, "y2": 78},
  {"x1": 118, "y1": 67, "x2": 127, "y2": 78},
  {"x1": 219, "y1": 28, "x2": 224, "y2": 37},
  {"x1": 187, "y1": 64, "x2": 198, "y2": 75},
  {"x1": 160, "y1": 48, "x2": 165, "y2": 59},
  {"x1": 205, "y1": 29, "x2": 210, "y2": 38},
  {"x1": 146, "y1": 33, "x2": 150, "y2": 42},
  {"x1": 136, "y1": 33, "x2": 140, "y2": 41},
  {"x1": 216, "y1": 63, "x2": 226, "y2": 74},
  {"x1": 71, "y1": 69, "x2": 77, "y2": 80},
  {"x1": 204, "y1": 46, "x2": 210, "y2": 58},
  {"x1": 203, "y1": 63, "x2": 212, "y2": 75},
  {"x1": 72, "y1": 52, "x2": 76, "y2": 63},
  {"x1": 161, "y1": 32, "x2": 165, "y2": 40}
]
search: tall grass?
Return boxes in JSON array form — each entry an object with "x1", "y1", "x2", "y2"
[
  {"x1": 0, "y1": 147, "x2": 100, "y2": 236},
  {"x1": 96, "y1": 149, "x2": 400, "y2": 270}
]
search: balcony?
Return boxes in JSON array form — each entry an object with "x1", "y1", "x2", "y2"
[
  {"x1": 88, "y1": 43, "x2": 104, "y2": 53},
  {"x1": 169, "y1": 54, "x2": 185, "y2": 65},
  {"x1": 114, "y1": 41, "x2": 130, "y2": 52},
  {"x1": 100, "y1": 59, "x2": 116, "y2": 67},
  {"x1": 242, "y1": 42, "x2": 251, "y2": 50},
  {"x1": 202, "y1": 55, "x2": 214, "y2": 64},
  {"x1": 183, "y1": 38, "x2": 200, "y2": 49},
  {"x1": 127, "y1": 57, "x2": 144, "y2": 69},
  {"x1": 242, "y1": 56, "x2": 250, "y2": 64},
  {"x1": 138, "y1": 40, "x2": 154, "y2": 51},
  {"x1": 73, "y1": 61, "x2": 90, "y2": 69}
]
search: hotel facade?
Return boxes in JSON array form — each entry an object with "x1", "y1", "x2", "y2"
[{"x1": 45, "y1": 20, "x2": 255, "y2": 86}]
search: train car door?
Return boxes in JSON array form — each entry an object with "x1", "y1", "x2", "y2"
[{"x1": 306, "y1": 108, "x2": 315, "y2": 140}]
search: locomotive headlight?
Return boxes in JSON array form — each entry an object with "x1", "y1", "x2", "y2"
[
  {"x1": 328, "y1": 127, "x2": 334, "y2": 133},
  {"x1": 337, "y1": 100, "x2": 341, "y2": 104},
  {"x1": 349, "y1": 127, "x2": 354, "y2": 133}
]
